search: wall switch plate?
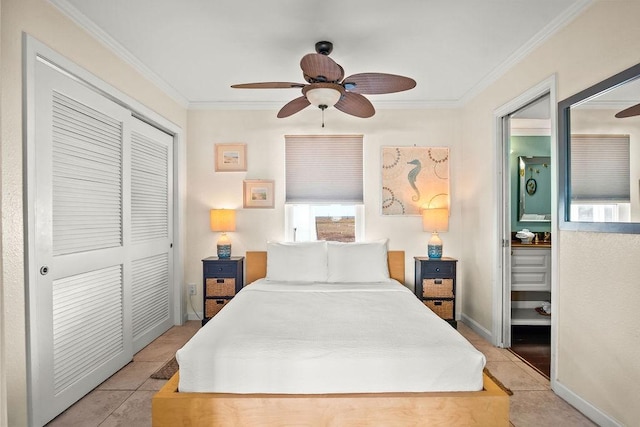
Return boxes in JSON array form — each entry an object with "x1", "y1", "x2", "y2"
[{"x1": 188, "y1": 284, "x2": 197, "y2": 295}]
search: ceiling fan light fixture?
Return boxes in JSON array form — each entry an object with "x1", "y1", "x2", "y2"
[
  {"x1": 232, "y1": 42, "x2": 416, "y2": 121},
  {"x1": 303, "y1": 84, "x2": 344, "y2": 109}
]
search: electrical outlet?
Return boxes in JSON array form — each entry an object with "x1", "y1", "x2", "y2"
[{"x1": 188, "y1": 284, "x2": 197, "y2": 295}]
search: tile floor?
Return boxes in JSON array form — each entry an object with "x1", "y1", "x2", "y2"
[{"x1": 46, "y1": 321, "x2": 596, "y2": 427}]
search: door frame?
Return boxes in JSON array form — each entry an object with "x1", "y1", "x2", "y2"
[
  {"x1": 23, "y1": 34, "x2": 186, "y2": 425},
  {"x1": 492, "y1": 76, "x2": 558, "y2": 383}
]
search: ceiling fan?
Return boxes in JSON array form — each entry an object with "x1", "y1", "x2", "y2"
[
  {"x1": 615, "y1": 102, "x2": 640, "y2": 118},
  {"x1": 231, "y1": 41, "x2": 416, "y2": 123}
]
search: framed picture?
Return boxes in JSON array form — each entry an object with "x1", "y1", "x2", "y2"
[
  {"x1": 381, "y1": 146, "x2": 450, "y2": 215},
  {"x1": 243, "y1": 179, "x2": 275, "y2": 209},
  {"x1": 215, "y1": 143, "x2": 247, "y2": 172}
]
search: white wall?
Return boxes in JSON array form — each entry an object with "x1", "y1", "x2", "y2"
[
  {"x1": 186, "y1": 108, "x2": 464, "y2": 315},
  {"x1": 0, "y1": 0, "x2": 187, "y2": 424},
  {"x1": 460, "y1": 1, "x2": 640, "y2": 424}
]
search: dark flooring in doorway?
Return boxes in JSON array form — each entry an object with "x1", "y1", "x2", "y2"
[{"x1": 509, "y1": 325, "x2": 551, "y2": 378}]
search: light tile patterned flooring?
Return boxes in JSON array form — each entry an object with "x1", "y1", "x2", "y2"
[{"x1": 46, "y1": 321, "x2": 596, "y2": 426}]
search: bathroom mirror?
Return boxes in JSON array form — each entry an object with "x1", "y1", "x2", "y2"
[
  {"x1": 518, "y1": 156, "x2": 551, "y2": 222},
  {"x1": 558, "y1": 62, "x2": 640, "y2": 233}
]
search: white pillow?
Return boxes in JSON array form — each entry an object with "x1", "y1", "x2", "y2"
[
  {"x1": 327, "y1": 240, "x2": 390, "y2": 283},
  {"x1": 265, "y1": 241, "x2": 328, "y2": 282}
]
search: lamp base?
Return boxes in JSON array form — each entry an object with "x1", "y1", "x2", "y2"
[
  {"x1": 217, "y1": 244, "x2": 231, "y2": 259},
  {"x1": 427, "y1": 244, "x2": 443, "y2": 259},
  {"x1": 217, "y1": 232, "x2": 232, "y2": 258},
  {"x1": 427, "y1": 231, "x2": 443, "y2": 259}
]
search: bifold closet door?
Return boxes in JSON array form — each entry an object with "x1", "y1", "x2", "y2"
[{"x1": 30, "y1": 60, "x2": 174, "y2": 425}]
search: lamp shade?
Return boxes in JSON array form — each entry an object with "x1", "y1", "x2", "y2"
[
  {"x1": 210, "y1": 209, "x2": 236, "y2": 232},
  {"x1": 422, "y1": 208, "x2": 449, "y2": 232}
]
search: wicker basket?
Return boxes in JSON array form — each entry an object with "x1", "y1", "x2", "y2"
[
  {"x1": 206, "y1": 278, "x2": 236, "y2": 296},
  {"x1": 424, "y1": 300, "x2": 454, "y2": 319},
  {"x1": 205, "y1": 298, "x2": 230, "y2": 318},
  {"x1": 422, "y1": 278, "x2": 454, "y2": 298}
]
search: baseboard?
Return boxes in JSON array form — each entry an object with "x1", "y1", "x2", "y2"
[
  {"x1": 553, "y1": 381, "x2": 623, "y2": 427},
  {"x1": 187, "y1": 312, "x2": 203, "y2": 321},
  {"x1": 459, "y1": 313, "x2": 493, "y2": 343}
]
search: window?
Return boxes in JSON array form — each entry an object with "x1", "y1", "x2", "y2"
[
  {"x1": 284, "y1": 135, "x2": 363, "y2": 241},
  {"x1": 565, "y1": 134, "x2": 631, "y2": 224},
  {"x1": 286, "y1": 204, "x2": 363, "y2": 242},
  {"x1": 570, "y1": 135, "x2": 630, "y2": 203},
  {"x1": 570, "y1": 203, "x2": 630, "y2": 222}
]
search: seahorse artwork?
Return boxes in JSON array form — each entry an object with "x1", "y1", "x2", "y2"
[
  {"x1": 381, "y1": 146, "x2": 449, "y2": 215},
  {"x1": 407, "y1": 159, "x2": 422, "y2": 201}
]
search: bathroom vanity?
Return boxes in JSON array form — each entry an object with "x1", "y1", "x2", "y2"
[{"x1": 511, "y1": 242, "x2": 551, "y2": 326}]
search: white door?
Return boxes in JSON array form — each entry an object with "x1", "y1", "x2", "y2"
[
  {"x1": 130, "y1": 117, "x2": 174, "y2": 352},
  {"x1": 499, "y1": 114, "x2": 513, "y2": 347},
  {"x1": 29, "y1": 60, "x2": 174, "y2": 425}
]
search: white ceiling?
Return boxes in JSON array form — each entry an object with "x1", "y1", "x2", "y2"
[{"x1": 52, "y1": 0, "x2": 592, "y2": 109}]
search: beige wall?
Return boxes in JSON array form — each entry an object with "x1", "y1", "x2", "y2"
[
  {"x1": 186, "y1": 108, "x2": 464, "y2": 300},
  {"x1": 460, "y1": 1, "x2": 640, "y2": 424},
  {"x1": 0, "y1": 0, "x2": 187, "y2": 424}
]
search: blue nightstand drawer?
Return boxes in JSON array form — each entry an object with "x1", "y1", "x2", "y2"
[
  {"x1": 421, "y1": 262, "x2": 454, "y2": 276},
  {"x1": 204, "y1": 262, "x2": 237, "y2": 277}
]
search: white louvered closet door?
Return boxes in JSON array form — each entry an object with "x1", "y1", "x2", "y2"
[
  {"x1": 31, "y1": 60, "x2": 174, "y2": 425},
  {"x1": 130, "y1": 117, "x2": 174, "y2": 352}
]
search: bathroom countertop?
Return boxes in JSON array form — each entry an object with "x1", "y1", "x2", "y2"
[{"x1": 511, "y1": 241, "x2": 551, "y2": 248}]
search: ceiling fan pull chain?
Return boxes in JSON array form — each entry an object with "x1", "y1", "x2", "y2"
[{"x1": 322, "y1": 107, "x2": 325, "y2": 127}]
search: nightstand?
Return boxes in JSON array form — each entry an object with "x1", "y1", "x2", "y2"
[
  {"x1": 414, "y1": 257, "x2": 458, "y2": 328},
  {"x1": 202, "y1": 256, "x2": 244, "y2": 325}
]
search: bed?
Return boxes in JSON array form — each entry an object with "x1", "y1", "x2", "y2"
[{"x1": 153, "y1": 243, "x2": 509, "y2": 426}]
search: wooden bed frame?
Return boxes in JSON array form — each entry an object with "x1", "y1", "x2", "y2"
[{"x1": 152, "y1": 250, "x2": 509, "y2": 426}]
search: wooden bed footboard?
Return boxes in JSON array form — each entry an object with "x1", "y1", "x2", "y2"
[{"x1": 152, "y1": 372, "x2": 509, "y2": 426}]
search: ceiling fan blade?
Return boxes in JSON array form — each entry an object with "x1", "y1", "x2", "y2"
[
  {"x1": 334, "y1": 92, "x2": 375, "y2": 118},
  {"x1": 277, "y1": 96, "x2": 311, "y2": 118},
  {"x1": 231, "y1": 82, "x2": 306, "y2": 89},
  {"x1": 300, "y1": 53, "x2": 344, "y2": 83},
  {"x1": 342, "y1": 73, "x2": 416, "y2": 94},
  {"x1": 615, "y1": 102, "x2": 640, "y2": 118}
]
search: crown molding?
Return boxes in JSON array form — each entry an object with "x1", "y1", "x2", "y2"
[
  {"x1": 189, "y1": 99, "x2": 462, "y2": 110},
  {"x1": 48, "y1": 0, "x2": 189, "y2": 108}
]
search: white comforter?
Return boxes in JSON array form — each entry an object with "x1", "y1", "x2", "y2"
[{"x1": 176, "y1": 279, "x2": 485, "y2": 393}]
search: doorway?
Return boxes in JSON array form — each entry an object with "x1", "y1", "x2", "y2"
[{"x1": 494, "y1": 77, "x2": 557, "y2": 381}]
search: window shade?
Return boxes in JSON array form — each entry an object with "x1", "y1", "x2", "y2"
[
  {"x1": 570, "y1": 134, "x2": 630, "y2": 201},
  {"x1": 285, "y1": 135, "x2": 363, "y2": 203}
]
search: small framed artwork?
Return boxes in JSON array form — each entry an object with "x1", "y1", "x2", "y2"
[
  {"x1": 215, "y1": 143, "x2": 247, "y2": 172},
  {"x1": 243, "y1": 179, "x2": 275, "y2": 209}
]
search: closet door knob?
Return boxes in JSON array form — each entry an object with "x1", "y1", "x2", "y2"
[{"x1": 40, "y1": 266, "x2": 49, "y2": 275}]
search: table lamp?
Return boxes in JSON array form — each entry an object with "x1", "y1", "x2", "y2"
[
  {"x1": 210, "y1": 209, "x2": 236, "y2": 258},
  {"x1": 422, "y1": 208, "x2": 449, "y2": 259}
]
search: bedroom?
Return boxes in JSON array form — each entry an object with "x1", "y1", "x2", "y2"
[{"x1": 1, "y1": 0, "x2": 640, "y2": 426}]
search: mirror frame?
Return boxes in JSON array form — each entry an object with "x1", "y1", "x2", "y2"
[
  {"x1": 519, "y1": 156, "x2": 551, "y2": 222},
  {"x1": 558, "y1": 62, "x2": 640, "y2": 233}
]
